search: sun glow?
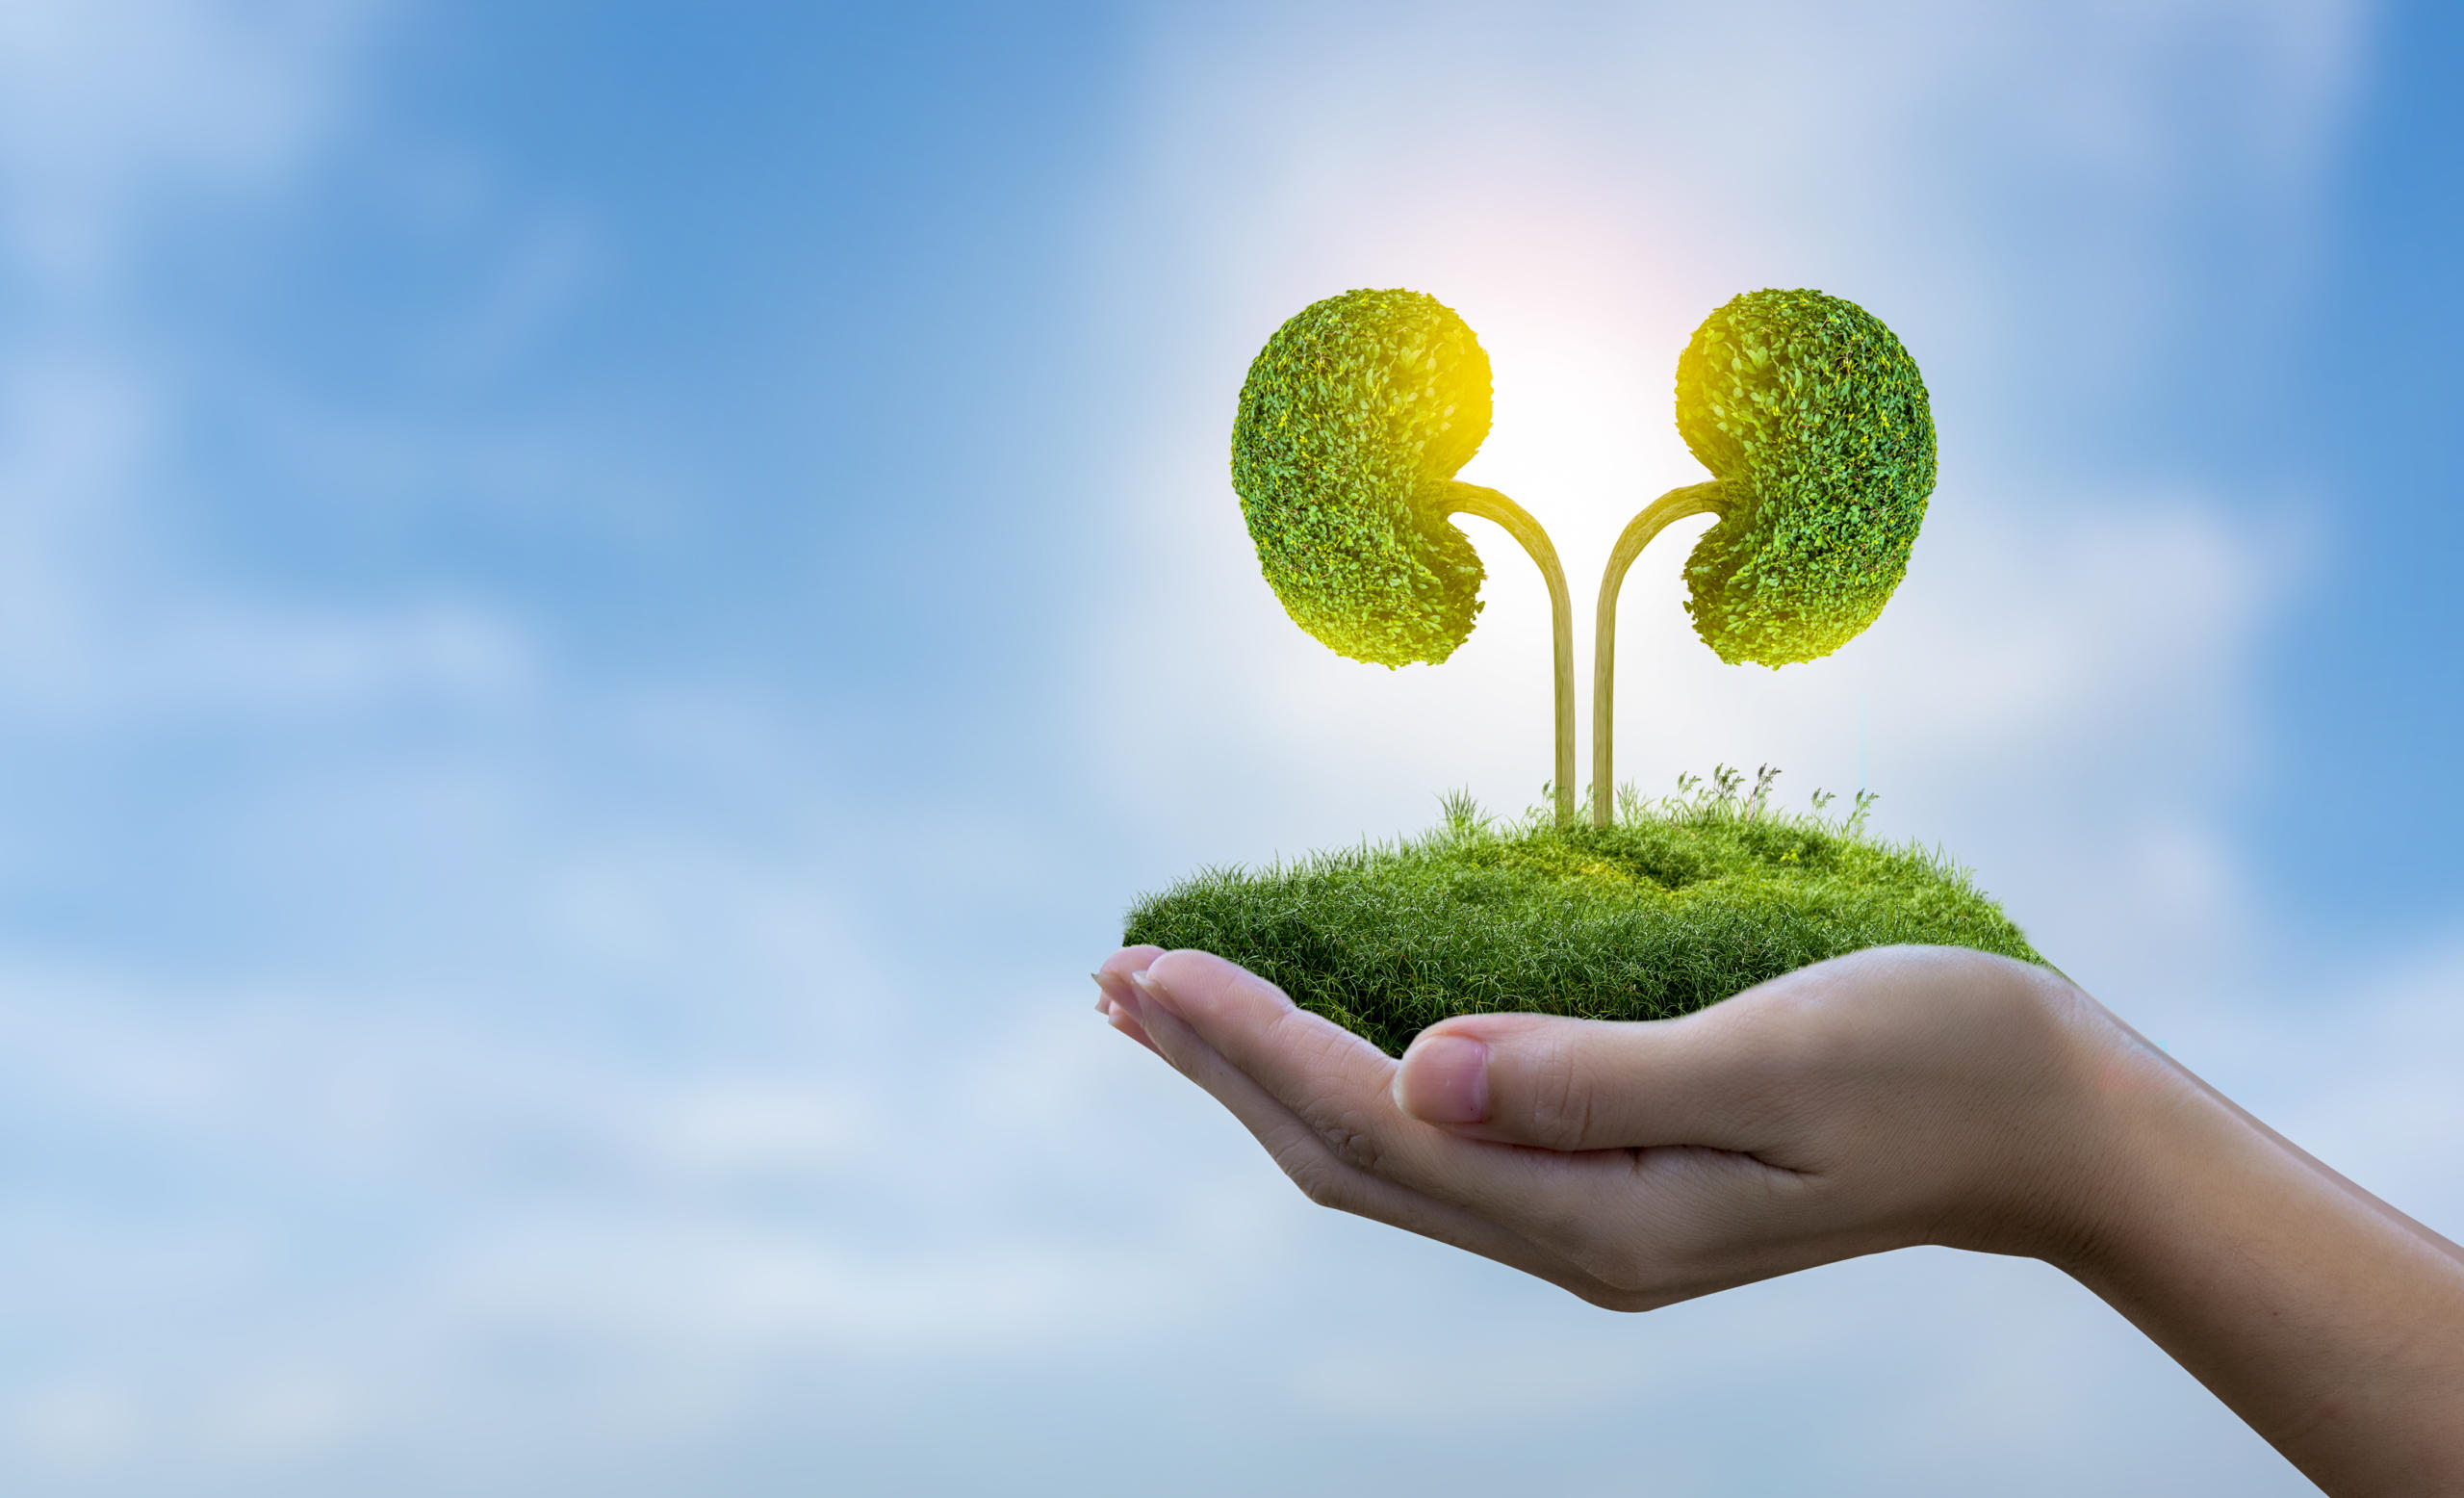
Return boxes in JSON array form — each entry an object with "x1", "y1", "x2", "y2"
[{"x1": 1437, "y1": 268, "x2": 1729, "y2": 809}]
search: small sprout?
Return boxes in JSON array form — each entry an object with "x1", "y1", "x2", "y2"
[
  {"x1": 1810, "y1": 788, "x2": 1837, "y2": 815},
  {"x1": 1437, "y1": 787, "x2": 1488, "y2": 836},
  {"x1": 1847, "y1": 788, "x2": 1882, "y2": 836},
  {"x1": 1746, "y1": 763, "x2": 1780, "y2": 819},
  {"x1": 1516, "y1": 781, "x2": 1568, "y2": 830}
]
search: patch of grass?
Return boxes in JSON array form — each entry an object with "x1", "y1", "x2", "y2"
[{"x1": 1123, "y1": 768, "x2": 2047, "y2": 1056}]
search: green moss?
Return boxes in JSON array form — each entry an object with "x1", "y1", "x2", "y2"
[
  {"x1": 1123, "y1": 787, "x2": 2043, "y2": 1057},
  {"x1": 1675, "y1": 289, "x2": 1937, "y2": 668},
  {"x1": 1230, "y1": 288, "x2": 1495, "y2": 668}
]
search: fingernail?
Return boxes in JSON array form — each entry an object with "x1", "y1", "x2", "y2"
[
  {"x1": 1091, "y1": 972, "x2": 1114, "y2": 1014},
  {"x1": 1093, "y1": 969, "x2": 1139, "y2": 1017},
  {"x1": 1394, "y1": 1033, "x2": 1490, "y2": 1124},
  {"x1": 1091, "y1": 969, "x2": 1148, "y2": 1027},
  {"x1": 1126, "y1": 967, "x2": 1166, "y2": 1018}
]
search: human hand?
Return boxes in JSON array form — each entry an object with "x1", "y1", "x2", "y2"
[
  {"x1": 1098, "y1": 943, "x2": 2464, "y2": 1491},
  {"x1": 1094, "y1": 943, "x2": 2120, "y2": 1309}
]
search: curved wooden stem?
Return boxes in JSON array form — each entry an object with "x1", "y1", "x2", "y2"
[
  {"x1": 1433, "y1": 481, "x2": 1576, "y2": 826},
  {"x1": 1592, "y1": 481, "x2": 1729, "y2": 828}
]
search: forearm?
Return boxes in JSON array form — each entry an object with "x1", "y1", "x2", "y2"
[{"x1": 2055, "y1": 1010, "x2": 2464, "y2": 1495}]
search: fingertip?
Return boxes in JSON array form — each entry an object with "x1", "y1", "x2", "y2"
[
  {"x1": 1393, "y1": 1030, "x2": 1492, "y2": 1125},
  {"x1": 1140, "y1": 949, "x2": 1293, "y2": 1020},
  {"x1": 1101, "y1": 944, "x2": 1167, "y2": 979},
  {"x1": 1139, "y1": 947, "x2": 1205, "y2": 994}
]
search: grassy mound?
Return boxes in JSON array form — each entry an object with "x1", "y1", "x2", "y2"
[{"x1": 1123, "y1": 773, "x2": 2047, "y2": 1057}]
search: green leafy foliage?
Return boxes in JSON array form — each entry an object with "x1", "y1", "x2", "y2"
[
  {"x1": 1230, "y1": 289, "x2": 1494, "y2": 668},
  {"x1": 1123, "y1": 771, "x2": 2043, "y2": 1057},
  {"x1": 1675, "y1": 289, "x2": 1937, "y2": 667}
]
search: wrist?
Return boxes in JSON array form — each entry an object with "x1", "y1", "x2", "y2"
[
  {"x1": 2026, "y1": 986, "x2": 2197, "y2": 1278},
  {"x1": 1912, "y1": 959, "x2": 2162, "y2": 1266},
  {"x1": 2039, "y1": 989, "x2": 2351, "y2": 1282}
]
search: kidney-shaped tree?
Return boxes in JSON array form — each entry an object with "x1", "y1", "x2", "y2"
[
  {"x1": 1591, "y1": 288, "x2": 1937, "y2": 824},
  {"x1": 1231, "y1": 288, "x2": 1578, "y2": 825}
]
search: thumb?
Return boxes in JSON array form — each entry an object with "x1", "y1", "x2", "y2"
[{"x1": 1391, "y1": 1009, "x2": 1783, "y2": 1153}]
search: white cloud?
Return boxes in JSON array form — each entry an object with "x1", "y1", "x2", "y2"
[
  {"x1": 0, "y1": 0, "x2": 376, "y2": 291},
  {"x1": 0, "y1": 0, "x2": 546, "y2": 736},
  {"x1": 7, "y1": 1376, "x2": 144, "y2": 1475},
  {"x1": 0, "y1": 947, "x2": 1304, "y2": 1484},
  {"x1": 196, "y1": 1363, "x2": 366, "y2": 1465},
  {"x1": 0, "y1": 347, "x2": 541, "y2": 727}
]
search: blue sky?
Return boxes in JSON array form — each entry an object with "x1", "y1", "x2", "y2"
[{"x1": 2, "y1": 2, "x2": 2460, "y2": 1493}]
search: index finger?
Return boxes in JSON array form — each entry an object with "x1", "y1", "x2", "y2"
[{"x1": 1131, "y1": 950, "x2": 1626, "y2": 1221}]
